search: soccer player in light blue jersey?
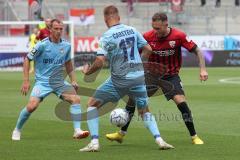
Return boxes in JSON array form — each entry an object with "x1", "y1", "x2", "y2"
[
  {"x1": 11, "y1": 19, "x2": 89, "y2": 141},
  {"x1": 79, "y1": 5, "x2": 174, "y2": 152}
]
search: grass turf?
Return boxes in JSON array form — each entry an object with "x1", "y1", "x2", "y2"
[{"x1": 0, "y1": 67, "x2": 239, "y2": 160}]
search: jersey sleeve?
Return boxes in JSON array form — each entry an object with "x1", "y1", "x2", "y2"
[
  {"x1": 180, "y1": 32, "x2": 197, "y2": 52},
  {"x1": 27, "y1": 41, "x2": 43, "y2": 61},
  {"x1": 136, "y1": 30, "x2": 147, "y2": 49},
  {"x1": 97, "y1": 35, "x2": 115, "y2": 56},
  {"x1": 96, "y1": 37, "x2": 108, "y2": 56},
  {"x1": 65, "y1": 45, "x2": 71, "y2": 62}
]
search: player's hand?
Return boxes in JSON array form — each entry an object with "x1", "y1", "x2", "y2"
[
  {"x1": 81, "y1": 63, "x2": 90, "y2": 74},
  {"x1": 200, "y1": 69, "x2": 208, "y2": 81},
  {"x1": 21, "y1": 80, "x2": 30, "y2": 96},
  {"x1": 71, "y1": 81, "x2": 79, "y2": 91}
]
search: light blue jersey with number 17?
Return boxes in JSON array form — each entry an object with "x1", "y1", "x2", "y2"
[{"x1": 97, "y1": 24, "x2": 147, "y2": 87}]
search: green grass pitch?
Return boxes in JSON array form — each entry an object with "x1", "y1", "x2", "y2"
[{"x1": 0, "y1": 67, "x2": 239, "y2": 160}]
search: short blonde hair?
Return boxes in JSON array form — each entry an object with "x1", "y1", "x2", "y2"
[{"x1": 103, "y1": 5, "x2": 119, "y2": 17}]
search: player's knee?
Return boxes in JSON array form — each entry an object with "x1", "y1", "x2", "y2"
[
  {"x1": 26, "y1": 101, "x2": 39, "y2": 113},
  {"x1": 138, "y1": 107, "x2": 149, "y2": 117},
  {"x1": 136, "y1": 98, "x2": 148, "y2": 109},
  {"x1": 67, "y1": 95, "x2": 80, "y2": 104},
  {"x1": 173, "y1": 95, "x2": 186, "y2": 104}
]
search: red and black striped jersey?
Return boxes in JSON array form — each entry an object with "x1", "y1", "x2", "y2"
[
  {"x1": 37, "y1": 28, "x2": 50, "y2": 41},
  {"x1": 143, "y1": 27, "x2": 197, "y2": 76}
]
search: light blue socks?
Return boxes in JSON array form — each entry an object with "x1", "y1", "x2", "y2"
[
  {"x1": 143, "y1": 112, "x2": 161, "y2": 139},
  {"x1": 15, "y1": 107, "x2": 31, "y2": 130},
  {"x1": 87, "y1": 106, "x2": 99, "y2": 139},
  {"x1": 70, "y1": 104, "x2": 81, "y2": 130}
]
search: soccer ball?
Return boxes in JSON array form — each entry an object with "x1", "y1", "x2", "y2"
[{"x1": 110, "y1": 108, "x2": 129, "y2": 127}]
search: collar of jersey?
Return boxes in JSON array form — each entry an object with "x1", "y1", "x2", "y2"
[
  {"x1": 110, "y1": 23, "x2": 121, "y2": 28},
  {"x1": 48, "y1": 37, "x2": 63, "y2": 43},
  {"x1": 159, "y1": 27, "x2": 172, "y2": 39}
]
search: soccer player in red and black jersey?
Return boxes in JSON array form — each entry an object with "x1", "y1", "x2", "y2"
[
  {"x1": 36, "y1": 18, "x2": 51, "y2": 40},
  {"x1": 106, "y1": 12, "x2": 208, "y2": 145}
]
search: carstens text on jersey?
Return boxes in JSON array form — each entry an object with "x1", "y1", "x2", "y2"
[{"x1": 112, "y1": 29, "x2": 134, "y2": 39}]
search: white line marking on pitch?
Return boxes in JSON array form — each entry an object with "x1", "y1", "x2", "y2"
[{"x1": 219, "y1": 77, "x2": 240, "y2": 84}]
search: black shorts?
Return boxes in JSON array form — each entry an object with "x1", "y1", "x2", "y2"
[{"x1": 145, "y1": 74, "x2": 185, "y2": 101}]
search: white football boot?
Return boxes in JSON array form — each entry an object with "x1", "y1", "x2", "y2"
[
  {"x1": 79, "y1": 142, "x2": 100, "y2": 152},
  {"x1": 12, "y1": 129, "x2": 21, "y2": 141},
  {"x1": 156, "y1": 138, "x2": 175, "y2": 150}
]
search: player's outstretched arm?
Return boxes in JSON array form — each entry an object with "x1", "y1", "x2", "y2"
[
  {"x1": 65, "y1": 60, "x2": 79, "y2": 91},
  {"x1": 21, "y1": 58, "x2": 31, "y2": 96},
  {"x1": 82, "y1": 56, "x2": 105, "y2": 75},
  {"x1": 192, "y1": 47, "x2": 208, "y2": 81},
  {"x1": 141, "y1": 44, "x2": 152, "y2": 62}
]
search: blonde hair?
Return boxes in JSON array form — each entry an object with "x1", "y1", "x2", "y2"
[{"x1": 103, "y1": 5, "x2": 119, "y2": 17}]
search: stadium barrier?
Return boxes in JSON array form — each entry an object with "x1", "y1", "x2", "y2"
[{"x1": 1, "y1": 35, "x2": 240, "y2": 70}]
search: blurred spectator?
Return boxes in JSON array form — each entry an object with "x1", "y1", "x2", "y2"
[
  {"x1": 215, "y1": 0, "x2": 220, "y2": 7},
  {"x1": 201, "y1": 0, "x2": 221, "y2": 7},
  {"x1": 236, "y1": 0, "x2": 239, "y2": 6},
  {"x1": 200, "y1": 0, "x2": 206, "y2": 7},
  {"x1": 38, "y1": 17, "x2": 46, "y2": 30},
  {"x1": 171, "y1": 0, "x2": 184, "y2": 13},
  {"x1": 29, "y1": 27, "x2": 39, "y2": 50},
  {"x1": 127, "y1": 0, "x2": 134, "y2": 16}
]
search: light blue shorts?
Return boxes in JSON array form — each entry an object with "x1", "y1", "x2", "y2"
[
  {"x1": 30, "y1": 81, "x2": 73, "y2": 101},
  {"x1": 93, "y1": 78, "x2": 148, "y2": 109}
]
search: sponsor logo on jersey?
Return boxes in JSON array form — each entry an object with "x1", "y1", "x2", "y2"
[
  {"x1": 60, "y1": 48, "x2": 64, "y2": 54},
  {"x1": 186, "y1": 36, "x2": 191, "y2": 42},
  {"x1": 153, "y1": 50, "x2": 175, "y2": 56},
  {"x1": 45, "y1": 49, "x2": 51, "y2": 52},
  {"x1": 169, "y1": 41, "x2": 176, "y2": 48},
  {"x1": 43, "y1": 58, "x2": 63, "y2": 64}
]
